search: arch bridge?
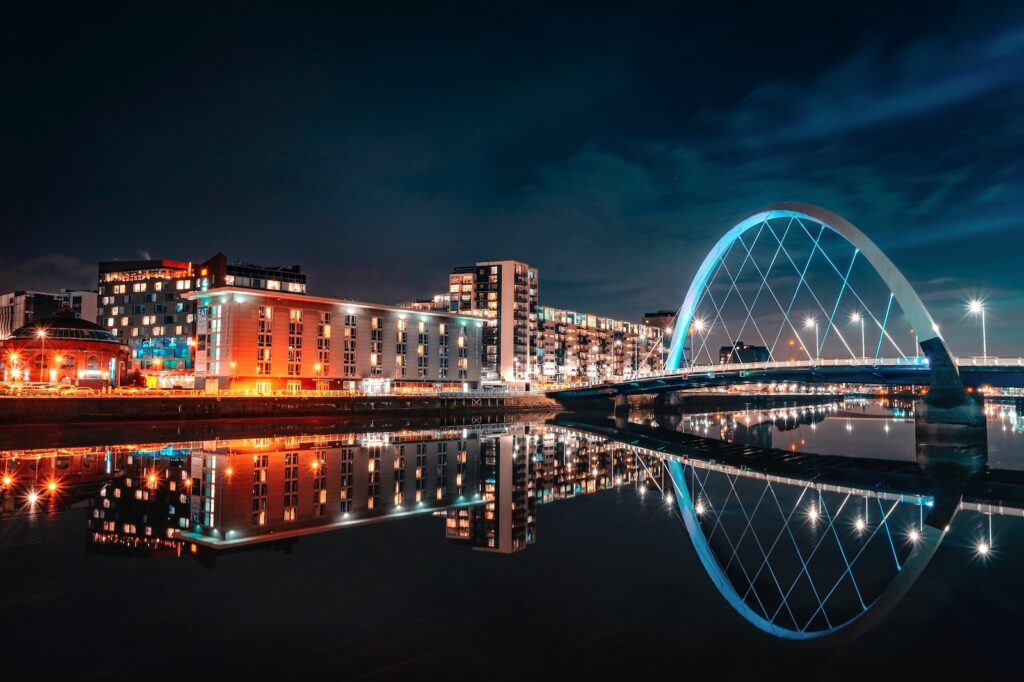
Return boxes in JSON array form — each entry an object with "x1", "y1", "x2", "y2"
[{"x1": 549, "y1": 204, "x2": 1024, "y2": 406}]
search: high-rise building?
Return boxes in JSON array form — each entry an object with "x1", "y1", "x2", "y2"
[
  {"x1": 0, "y1": 289, "x2": 98, "y2": 339},
  {"x1": 183, "y1": 287, "x2": 484, "y2": 393},
  {"x1": 446, "y1": 260, "x2": 538, "y2": 384},
  {"x1": 97, "y1": 254, "x2": 307, "y2": 384},
  {"x1": 536, "y1": 306, "x2": 663, "y2": 386}
]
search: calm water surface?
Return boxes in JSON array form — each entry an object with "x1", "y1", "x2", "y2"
[{"x1": 1, "y1": 401, "x2": 1022, "y2": 679}]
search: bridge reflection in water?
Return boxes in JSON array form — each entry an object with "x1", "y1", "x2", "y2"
[
  {"x1": 1, "y1": 404, "x2": 1020, "y2": 644},
  {"x1": 552, "y1": 400, "x2": 1020, "y2": 642}
]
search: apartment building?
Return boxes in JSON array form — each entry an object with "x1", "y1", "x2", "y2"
[{"x1": 184, "y1": 287, "x2": 483, "y2": 393}]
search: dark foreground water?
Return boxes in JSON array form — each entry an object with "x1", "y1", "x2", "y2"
[{"x1": 1, "y1": 400, "x2": 1022, "y2": 679}]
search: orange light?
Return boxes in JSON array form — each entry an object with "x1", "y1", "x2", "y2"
[
  {"x1": 226, "y1": 467, "x2": 234, "y2": 476},
  {"x1": 147, "y1": 473, "x2": 157, "y2": 485},
  {"x1": 47, "y1": 480, "x2": 58, "y2": 493},
  {"x1": 184, "y1": 478, "x2": 192, "y2": 488},
  {"x1": 200, "y1": 267, "x2": 208, "y2": 276}
]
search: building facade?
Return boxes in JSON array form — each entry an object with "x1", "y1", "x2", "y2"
[
  {"x1": 0, "y1": 316, "x2": 130, "y2": 387},
  {"x1": 446, "y1": 260, "x2": 538, "y2": 384},
  {"x1": 535, "y1": 306, "x2": 663, "y2": 386},
  {"x1": 97, "y1": 255, "x2": 307, "y2": 384},
  {"x1": 185, "y1": 287, "x2": 484, "y2": 393},
  {"x1": 0, "y1": 289, "x2": 98, "y2": 340}
]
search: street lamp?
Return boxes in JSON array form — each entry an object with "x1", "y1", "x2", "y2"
[
  {"x1": 36, "y1": 329, "x2": 47, "y2": 382},
  {"x1": 691, "y1": 317, "x2": 706, "y2": 366},
  {"x1": 804, "y1": 317, "x2": 818, "y2": 363},
  {"x1": 850, "y1": 312, "x2": 865, "y2": 362},
  {"x1": 968, "y1": 299, "x2": 987, "y2": 360}
]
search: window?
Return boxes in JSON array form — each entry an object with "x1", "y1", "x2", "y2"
[
  {"x1": 257, "y1": 306, "x2": 272, "y2": 375},
  {"x1": 317, "y1": 311, "x2": 331, "y2": 374},
  {"x1": 288, "y1": 309, "x2": 303, "y2": 376},
  {"x1": 343, "y1": 314, "x2": 357, "y2": 377}
]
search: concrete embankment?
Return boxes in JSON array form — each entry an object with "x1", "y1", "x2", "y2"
[{"x1": 0, "y1": 394, "x2": 560, "y2": 425}]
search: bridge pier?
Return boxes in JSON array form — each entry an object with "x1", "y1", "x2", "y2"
[{"x1": 914, "y1": 394, "x2": 987, "y2": 529}]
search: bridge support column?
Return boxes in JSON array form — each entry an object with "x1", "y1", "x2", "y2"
[
  {"x1": 613, "y1": 394, "x2": 629, "y2": 416},
  {"x1": 914, "y1": 395, "x2": 987, "y2": 530}
]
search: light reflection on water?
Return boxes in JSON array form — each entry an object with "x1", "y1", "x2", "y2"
[
  {"x1": 0, "y1": 404, "x2": 1022, "y2": 676},
  {"x1": 666, "y1": 398, "x2": 1024, "y2": 468}
]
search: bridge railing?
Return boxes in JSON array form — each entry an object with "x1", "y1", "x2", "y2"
[{"x1": 565, "y1": 356, "x2": 1024, "y2": 390}]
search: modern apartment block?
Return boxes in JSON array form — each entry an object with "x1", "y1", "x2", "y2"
[
  {"x1": 0, "y1": 289, "x2": 98, "y2": 339},
  {"x1": 535, "y1": 306, "x2": 664, "y2": 386},
  {"x1": 97, "y1": 254, "x2": 307, "y2": 383},
  {"x1": 446, "y1": 260, "x2": 538, "y2": 384},
  {"x1": 184, "y1": 287, "x2": 484, "y2": 393}
]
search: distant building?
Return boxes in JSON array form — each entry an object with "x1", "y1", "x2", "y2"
[
  {"x1": 0, "y1": 315, "x2": 130, "y2": 387},
  {"x1": 97, "y1": 254, "x2": 307, "y2": 385},
  {"x1": 536, "y1": 306, "x2": 662, "y2": 386},
  {"x1": 183, "y1": 287, "x2": 484, "y2": 393},
  {"x1": 0, "y1": 289, "x2": 98, "y2": 339},
  {"x1": 446, "y1": 261, "x2": 538, "y2": 384},
  {"x1": 719, "y1": 340, "x2": 770, "y2": 364}
]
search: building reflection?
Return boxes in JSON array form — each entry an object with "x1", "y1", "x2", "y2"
[{"x1": 1, "y1": 424, "x2": 644, "y2": 561}]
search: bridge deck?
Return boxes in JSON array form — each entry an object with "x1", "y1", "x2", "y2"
[{"x1": 548, "y1": 357, "x2": 1024, "y2": 399}]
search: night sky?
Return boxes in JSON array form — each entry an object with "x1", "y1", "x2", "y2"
[{"x1": 4, "y1": 2, "x2": 1024, "y2": 353}]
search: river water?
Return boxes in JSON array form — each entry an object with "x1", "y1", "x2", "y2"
[{"x1": 1, "y1": 400, "x2": 1021, "y2": 678}]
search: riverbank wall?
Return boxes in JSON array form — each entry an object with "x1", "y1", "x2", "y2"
[{"x1": 0, "y1": 393, "x2": 560, "y2": 425}]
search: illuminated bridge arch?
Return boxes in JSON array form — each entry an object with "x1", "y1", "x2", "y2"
[
  {"x1": 665, "y1": 458, "x2": 944, "y2": 641},
  {"x1": 665, "y1": 203, "x2": 959, "y2": 389}
]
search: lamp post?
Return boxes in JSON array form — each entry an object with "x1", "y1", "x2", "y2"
[
  {"x1": 968, "y1": 300, "x2": 987, "y2": 360},
  {"x1": 804, "y1": 317, "x2": 818, "y2": 363},
  {"x1": 36, "y1": 329, "x2": 47, "y2": 382},
  {"x1": 850, "y1": 312, "x2": 865, "y2": 362},
  {"x1": 691, "y1": 317, "x2": 706, "y2": 366},
  {"x1": 910, "y1": 328, "x2": 918, "y2": 357}
]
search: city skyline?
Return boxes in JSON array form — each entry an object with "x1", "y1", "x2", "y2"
[{"x1": 4, "y1": 3, "x2": 1024, "y2": 355}]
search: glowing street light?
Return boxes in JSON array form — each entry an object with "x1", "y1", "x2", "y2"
[
  {"x1": 908, "y1": 528, "x2": 920, "y2": 543},
  {"x1": 804, "y1": 317, "x2": 819, "y2": 363},
  {"x1": 850, "y1": 312, "x2": 865, "y2": 362},
  {"x1": 37, "y1": 328, "x2": 47, "y2": 381},
  {"x1": 855, "y1": 518, "x2": 866, "y2": 533},
  {"x1": 967, "y1": 299, "x2": 987, "y2": 360}
]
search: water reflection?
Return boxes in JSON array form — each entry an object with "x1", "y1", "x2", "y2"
[
  {"x1": 1, "y1": 424, "x2": 642, "y2": 562},
  {"x1": 2, "y1": 404, "x2": 1022, "y2": 645}
]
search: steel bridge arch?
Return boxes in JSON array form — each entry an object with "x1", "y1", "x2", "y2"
[
  {"x1": 665, "y1": 203, "x2": 957, "y2": 387},
  {"x1": 665, "y1": 459, "x2": 944, "y2": 642}
]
